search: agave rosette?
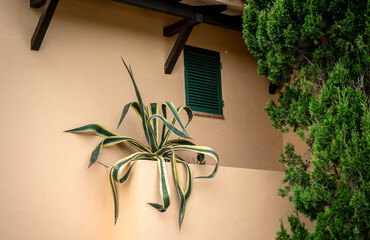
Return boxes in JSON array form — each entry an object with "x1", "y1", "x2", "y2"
[{"x1": 66, "y1": 59, "x2": 219, "y2": 229}]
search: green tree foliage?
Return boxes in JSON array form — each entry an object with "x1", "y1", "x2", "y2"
[{"x1": 243, "y1": 0, "x2": 369, "y2": 239}]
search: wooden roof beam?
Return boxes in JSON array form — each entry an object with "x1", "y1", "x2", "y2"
[
  {"x1": 164, "y1": 14, "x2": 203, "y2": 74},
  {"x1": 29, "y1": 0, "x2": 241, "y2": 50},
  {"x1": 30, "y1": 0, "x2": 59, "y2": 50},
  {"x1": 113, "y1": 0, "x2": 241, "y2": 31},
  {"x1": 194, "y1": 4, "x2": 228, "y2": 14},
  {"x1": 30, "y1": 0, "x2": 47, "y2": 8},
  {"x1": 164, "y1": 17, "x2": 198, "y2": 37}
]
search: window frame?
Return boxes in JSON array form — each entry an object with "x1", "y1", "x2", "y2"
[{"x1": 184, "y1": 45, "x2": 223, "y2": 117}]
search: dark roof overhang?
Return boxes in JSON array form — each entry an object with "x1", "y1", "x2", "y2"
[{"x1": 30, "y1": 0, "x2": 242, "y2": 75}]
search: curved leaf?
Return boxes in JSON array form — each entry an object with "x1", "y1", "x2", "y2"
[
  {"x1": 89, "y1": 141, "x2": 104, "y2": 168},
  {"x1": 164, "y1": 140, "x2": 206, "y2": 163},
  {"x1": 103, "y1": 136, "x2": 150, "y2": 152},
  {"x1": 89, "y1": 136, "x2": 150, "y2": 168},
  {"x1": 159, "y1": 104, "x2": 169, "y2": 147},
  {"x1": 121, "y1": 58, "x2": 143, "y2": 107},
  {"x1": 147, "y1": 203, "x2": 167, "y2": 212},
  {"x1": 119, "y1": 162, "x2": 136, "y2": 184},
  {"x1": 117, "y1": 102, "x2": 140, "y2": 130},
  {"x1": 121, "y1": 58, "x2": 151, "y2": 147},
  {"x1": 159, "y1": 104, "x2": 193, "y2": 148},
  {"x1": 65, "y1": 124, "x2": 116, "y2": 138},
  {"x1": 178, "y1": 160, "x2": 192, "y2": 229},
  {"x1": 164, "y1": 139, "x2": 196, "y2": 147},
  {"x1": 158, "y1": 145, "x2": 219, "y2": 179},
  {"x1": 112, "y1": 152, "x2": 156, "y2": 182},
  {"x1": 160, "y1": 103, "x2": 191, "y2": 144},
  {"x1": 109, "y1": 167, "x2": 119, "y2": 224},
  {"x1": 110, "y1": 152, "x2": 156, "y2": 224},
  {"x1": 164, "y1": 102, "x2": 188, "y2": 133},
  {"x1": 148, "y1": 103, "x2": 160, "y2": 145},
  {"x1": 148, "y1": 114, "x2": 191, "y2": 139},
  {"x1": 176, "y1": 105, "x2": 193, "y2": 128},
  {"x1": 167, "y1": 150, "x2": 193, "y2": 229},
  {"x1": 146, "y1": 105, "x2": 159, "y2": 152},
  {"x1": 148, "y1": 156, "x2": 171, "y2": 212},
  {"x1": 119, "y1": 160, "x2": 156, "y2": 184},
  {"x1": 148, "y1": 103, "x2": 158, "y2": 137}
]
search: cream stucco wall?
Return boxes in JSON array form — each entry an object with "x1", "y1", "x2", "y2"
[
  {"x1": 1, "y1": 0, "x2": 286, "y2": 239},
  {"x1": 109, "y1": 161, "x2": 294, "y2": 240}
]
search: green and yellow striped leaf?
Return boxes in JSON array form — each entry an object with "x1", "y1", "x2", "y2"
[
  {"x1": 148, "y1": 156, "x2": 171, "y2": 212},
  {"x1": 109, "y1": 167, "x2": 119, "y2": 224},
  {"x1": 158, "y1": 145, "x2": 219, "y2": 179},
  {"x1": 110, "y1": 152, "x2": 156, "y2": 224},
  {"x1": 176, "y1": 105, "x2": 193, "y2": 128},
  {"x1": 167, "y1": 149, "x2": 193, "y2": 229},
  {"x1": 147, "y1": 116, "x2": 159, "y2": 153},
  {"x1": 119, "y1": 162, "x2": 136, "y2": 184},
  {"x1": 117, "y1": 102, "x2": 141, "y2": 130},
  {"x1": 121, "y1": 57, "x2": 151, "y2": 147},
  {"x1": 112, "y1": 152, "x2": 155, "y2": 182},
  {"x1": 148, "y1": 103, "x2": 159, "y2": 143},
  {"x1": 159, "y1": 104, "x2": 193, "y2": 147},
  {"x1": 65, "y1": 124, "x2": 116, "y2": 138},
  {"x1": 178, "y1": 160, "x2": 192, "y2": 229},
  {"x1": 90, "y1": 141, "x2": 104, "y2": 168},
  {"x1": 159, "y1": 104, "x2": 169, "y2": 146},
  {"x1": 164, "y1": 140, "x2": 206, "y2": 163},
  {"x1": 121, "y1": 58, "x2": 144, "y2": 108},
  {"x1": 103, "y1": 136, "x2": 149, "y2": 152},
  {"x1": 169, "y1": 152, "x2": 185, "y2": 225},
  {"x1": 164, "y1": 139, "x2": 197, "y2": 147},
  {"x1": 89, "y1": 136, "x2": 150, "y2": 167},
  {"x1": 148, "y1": 114, "x2": 191, "y2": 140},
  {"x1": 164, "y1": 102, "x2": 189, "y2": 134}
]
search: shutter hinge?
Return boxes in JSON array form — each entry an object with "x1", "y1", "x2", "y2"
[
  {"x1": 220, "y1": 62, "x2": 222, "y2": 70},
  {"x1": 222, "y1": 100, "x2": 224, "y2": 107}
]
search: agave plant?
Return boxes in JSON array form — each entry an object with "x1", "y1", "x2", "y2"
[{"x1": 66, "y1": 58, "x2": 219, "y2": 229}]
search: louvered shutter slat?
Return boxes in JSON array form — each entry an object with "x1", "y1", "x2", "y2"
[{"x1": 184, "y1": 46, "x2": 223, "y2": 115}]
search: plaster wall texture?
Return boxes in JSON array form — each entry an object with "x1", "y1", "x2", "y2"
[
  {"x1": 109, "y1": 161, "x2": 293, "y2": 240},
  {"x1": 0, "y1": 0, "x2": 285, "y2": 239}
]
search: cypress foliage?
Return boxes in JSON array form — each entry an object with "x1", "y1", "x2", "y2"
[{"x1": 243, "y1": 0, "x2": 369, "y2": 239}]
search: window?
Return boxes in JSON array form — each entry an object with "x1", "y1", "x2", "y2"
[{"x1": 184, "y1": 45, "x2": 223, "y2": 117}]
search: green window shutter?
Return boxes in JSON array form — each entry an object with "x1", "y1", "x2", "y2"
[{"x1": 184, "y1": 45, "x2": 223, "y2": 115}]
